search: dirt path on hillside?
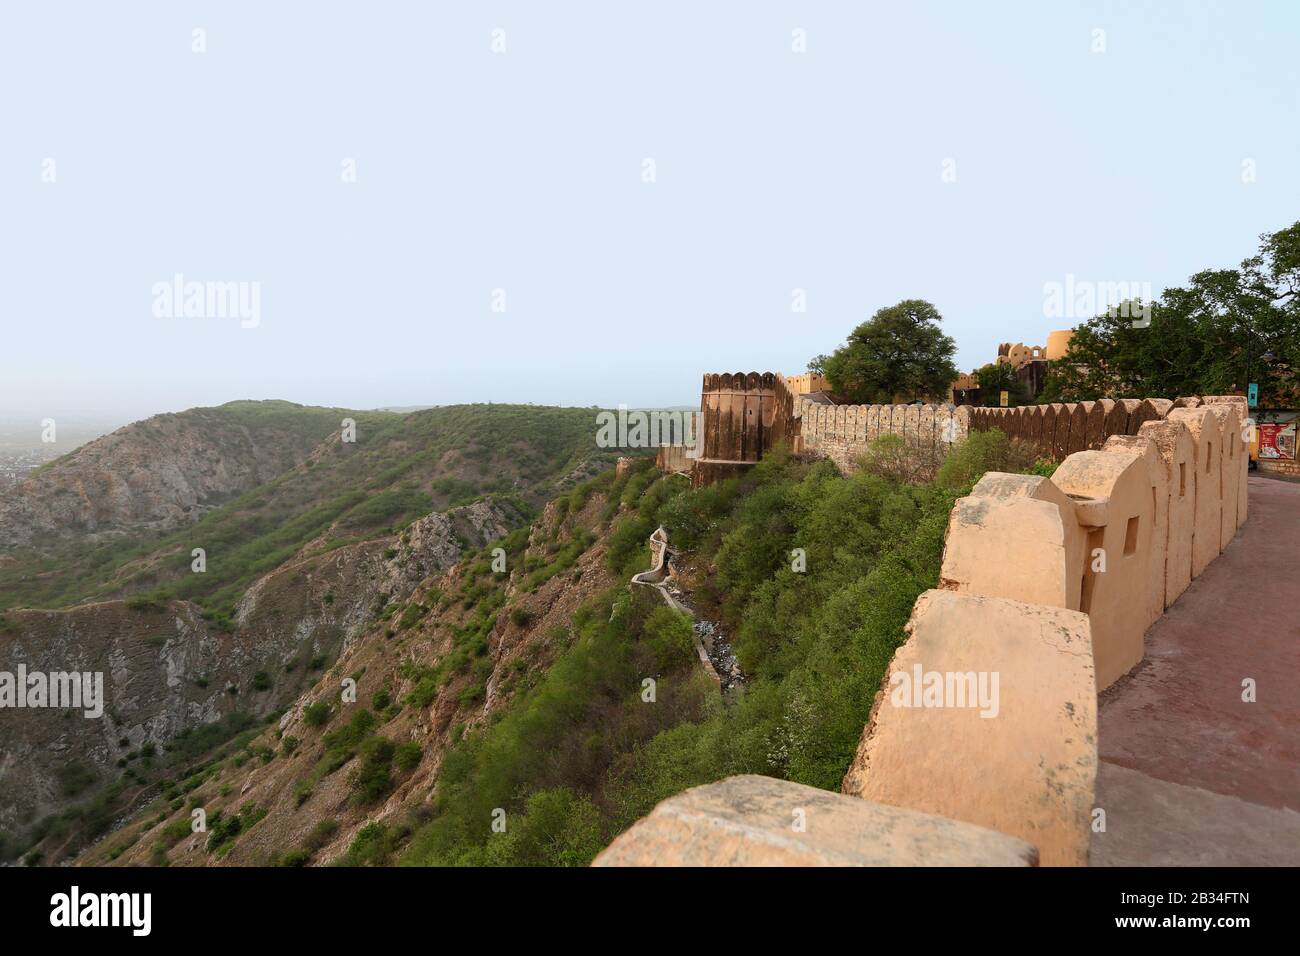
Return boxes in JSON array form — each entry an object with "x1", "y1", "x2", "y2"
[{"x1": 630, "y1": 528, "x2": 745, "y2": 691}]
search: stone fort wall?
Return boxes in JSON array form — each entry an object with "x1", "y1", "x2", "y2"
[
  {"x1": 796, "y1": 399, "x2": 972, "y2": 473},
  {"x1": 687, "y1": 372, "x2": 799, "y2": 485},
  {"x1": 610, "y1": 392, "x2": 1251, "y2": 867},
  {"x1": 797, "y1": 395, "x2": 1211, "y2": 473}
]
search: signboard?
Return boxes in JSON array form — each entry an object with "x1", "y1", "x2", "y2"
[
  {"x1": 1248, "y1": 383, "x2": 1259, "y2": 408},
  {"x1": 1258, "y1": 421, "x2": 1297, "y2": 460},
  {"x1": 999, "y1": 390, "x2": 1009, "y2": 407}
]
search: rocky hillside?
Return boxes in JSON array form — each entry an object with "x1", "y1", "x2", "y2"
[
  {"x1": 0, "y1": 498, "x2": 526, "y2": 864},
  {"x1": 71, "y1": 485, "x2": 624, "y2": 867},
  {"x1": 0, "y1": 403, "x2": 621, "y2": 614},
  {"x1": 0, "y1": 400, "x2": 356, "y2": 552}
]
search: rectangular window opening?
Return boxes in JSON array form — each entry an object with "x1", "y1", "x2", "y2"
[
  {"x1": 1080, "y1": 528, "x2": 1106, "y2": 614},
  {"x1": 1124, "y1": 515, "x2": 1140, "y2": 556}
]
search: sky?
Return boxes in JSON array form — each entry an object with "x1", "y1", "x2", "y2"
[{"x1": 2, "y1": 1, "x2": 1298, "y2": 423}]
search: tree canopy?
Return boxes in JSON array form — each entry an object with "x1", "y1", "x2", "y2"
[
  {"x1": 1042, "y1": 223, "x2": 1300, "y2": 406},
  {"x1": 971, "y1": 361, "x2": 1027, "y2": 407},
  {"x1": 810, "y1": 299, "x2": 959, "y2": 404}
]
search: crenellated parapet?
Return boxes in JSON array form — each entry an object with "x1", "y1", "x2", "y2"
[
  {"x1": 691, "y1": 372, "x2": 800, "y2": 485},
  {"x1": 612, "y1": 392, "x2": 1252, "y2": 867},
  {"x1": 792, "y1": 400, "x2": 970, "y2": 477},
  {"x1": 966, "y1": 397, "x2": 1175, "y2": 461}
]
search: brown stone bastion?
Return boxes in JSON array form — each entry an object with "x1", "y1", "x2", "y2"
[{"x1": 613, "y1": 385, "x2": 1252, "y2": 866}]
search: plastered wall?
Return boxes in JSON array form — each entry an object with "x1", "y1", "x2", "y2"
[
  {"x1": 609, "y1": 395, "x2": 1251, "y2": 866},
  {"x1": 843, "y1": 394, "x2": 1249, "y2": 863}
]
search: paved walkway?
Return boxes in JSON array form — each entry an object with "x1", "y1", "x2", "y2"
[{"x1": 1091, "y1": 476, "x2": 1300, "y2": 865}]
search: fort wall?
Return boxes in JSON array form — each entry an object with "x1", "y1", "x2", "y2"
[
  {"x1": 844, "y1": 394, "x2": 1247, "y2": 863},
  {"x1": 611, "y1": 389, "x2": 1251, "y2": 867},
  {"x1": 689, "y1": 372, "x2": 800, "y2": 486},
  {"x1": 795, "y1": 399, "x2": 971, "y2": 475}
]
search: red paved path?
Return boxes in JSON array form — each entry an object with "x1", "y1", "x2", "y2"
[{"x1": 1093, "y1": 475, "x2": 1300, "y2": 865}]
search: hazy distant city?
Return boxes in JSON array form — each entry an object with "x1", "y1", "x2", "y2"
[{"x1": 0, "y1": 419, "x2": 118, "y2": 487}]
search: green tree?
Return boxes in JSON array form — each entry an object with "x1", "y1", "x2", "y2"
[
  {"x1": 970, "y1": 362, "x2": 1027, "y2": 407},
  {"x1": 1042, "y1": 224, "x2": 1300, "y2": 405},
  {"x1": 811, "y1": 299, "x2": 959, "y2": 404}
]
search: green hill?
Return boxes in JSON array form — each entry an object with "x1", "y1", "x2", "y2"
[{"x1": 0, "y1": 403, "x2": 625, "y2": 614}]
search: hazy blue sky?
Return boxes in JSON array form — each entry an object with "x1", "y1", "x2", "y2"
[{"x1": 3, "y1": 1, "x2": 1297, "y2": 421}]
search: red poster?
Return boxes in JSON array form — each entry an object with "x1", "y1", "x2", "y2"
[{"x1": 1258, "y1": 422, "x2": 1297, "y2": 460}]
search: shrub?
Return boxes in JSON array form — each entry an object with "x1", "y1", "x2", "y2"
[
  {"x1": 350, "y1": 737, "x2": 397, "y2": 803},
  {"x1": 398, "y1": 602, "x2": 427, "y2": 630},
  {"x1": 934, "y1": 429, "x2": 1041, "y2": 492},
  {"x1": 339, "y1": 822, "x2": 398, "y2": 866},
  {"x1": 321, "y1": 709, "x2": 378, "y2": 764},
  {"x1": 160, "y1": 816, "x2": 193, "y2": 847},
  {"x1": 605, "y1": 514, "x2": 656, "y2": 576},
  {"x1": 302, "y1": 702, "x2": 331, "y2": 727},
  {"x1": 394, "y1": 741, "x2": 422, "y2": 771},
  {"x1": 856, "y1": 432, "x2": 942, "y2": 484},
  {"x1": 480, "y1": 788, "x2": 605, "y2": 867},
  {"x1": 125, "y1": 594, "x2": 166, "y2": 613},
  {"x1": 406, "y1": 675, "x2": 438, "y2": 709},
  {"x1": 304, "y1": 819, "x2": 339, "y2": 852},
  {"x1": 204, "y1": 803, "x2": 268, "y2": 855},
  {"x1": 641, "y1": 605, "x2": 696, "y2": 673}
]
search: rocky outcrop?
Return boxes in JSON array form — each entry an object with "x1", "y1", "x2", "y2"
[
  {"x1": 235, "y1": 499, "x2": 527, "y2": 659},
  {"x1": 0, "y1": 497, "x2": 527, "y2": 858},
  {"x1": 0, "y1": 402, "x2": 340, "y2": 552},
  {"x1": 0, "y1": 600, "x2": 257, "y2": 837},
  {"x1": 74, "y1": 490, "x2": 617, "y2": 868}
]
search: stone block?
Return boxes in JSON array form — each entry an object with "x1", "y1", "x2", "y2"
[
  {"x1": 1051, "y1": 445, "x2": 1156, "y2": 690},
  {"x1": 1137, "y1": 418, "x2": 1196, "y2": 608},
  {"x1": 1168, "y1": 407, "x2": 1223, "y2": 578},
  {"x1": 842, "y1": 590, "x2": 1096, "y2": 866},
  {"x1": 940, "y1": 473, "x2": 1085, "y2": 610},
  {"x1": 1202, "y1": 397, "x2": 1248, "y2": 538},
  {"x1": 593, "y1": 774, "x2": 1038, "y2": 867},
  {"x1": 1103, "y1": 434, "x2": 1165, "y2": 630}
]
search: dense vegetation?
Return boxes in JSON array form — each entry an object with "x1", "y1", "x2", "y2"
[
  {"x1": 398, "y1": 430, "x2": 1041, "y2": 866},
  {"x1": 1042, "y1": 222, "x2": 1300, "y2": 406},
  {"x1": 970, "y1": 361, "x2": 1028, "y2": 407},
  {"x1": 810, "y1": 299, "x2": 960, "y2": 403}
]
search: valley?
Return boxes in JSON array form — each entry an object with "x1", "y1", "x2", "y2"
[{"x1": 0, "y1": 400, "x2": 627, "y2": 864}]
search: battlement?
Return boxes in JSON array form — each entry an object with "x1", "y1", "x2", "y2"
[
  {"x1": 688, "y1": 372, "x2": 800, "y2": 485},
  {"x1": 610, "y1": 393, "x2": 1251, "y2": 866}
]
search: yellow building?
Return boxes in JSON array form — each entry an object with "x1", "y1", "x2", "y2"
[{"x1": 785, "y1": 371, "x2": 829, "y2": 395}]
